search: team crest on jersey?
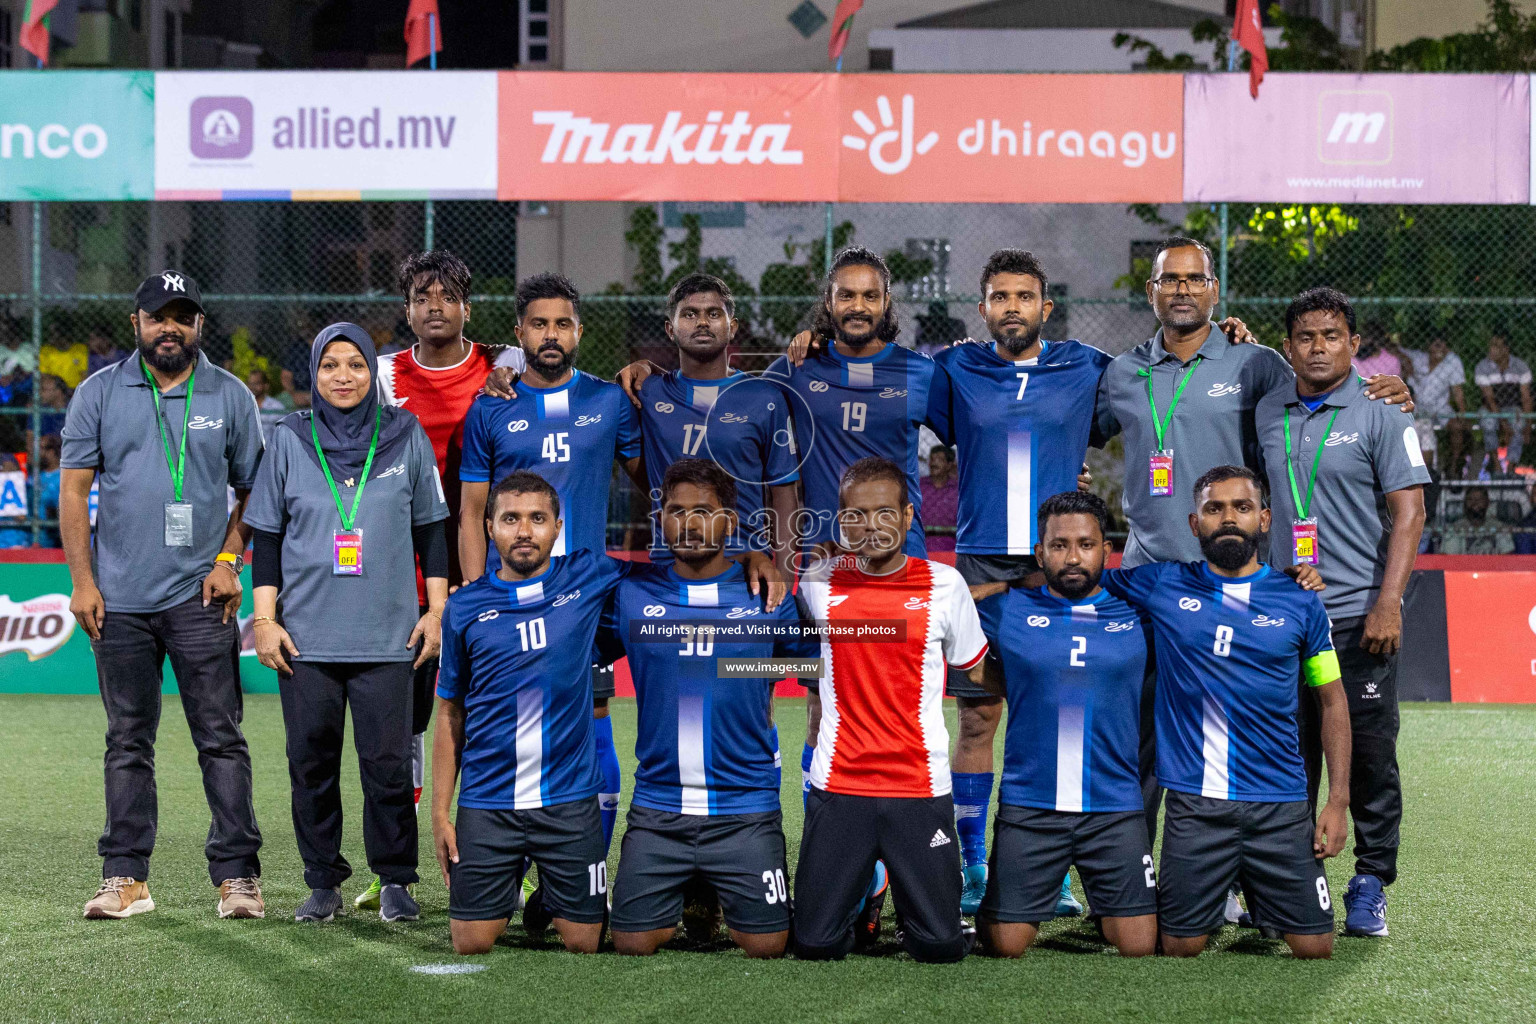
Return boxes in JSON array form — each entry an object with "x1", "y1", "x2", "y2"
[
  {"x1": 718, "y1": 412, "x2": 750, "y2": 424},
  {"x1": 879, "y1": 387, "x2": 908, "y2": 399},
  {"x1": 1178, "y1": 597, "x2": 1202, "y2": 612},
  {"x1": 575, "y1": 413, "x2": 603, "y2": 427},
  {"x1": 377, "y1": 463, "x2": 406, "y2": 479},
  {"x1": 1026, "y1": 615, "x2": 1050, "y2": 627},
  {"x1": 1207, "y1": 382, "x2": 1242, "y2": 397},
  {"x1": 477, "y1": 609, "x2": 500, "y2": 622},
  {"x1": 508, "y1": 419, "x2": 530, "y2": 433},
  {"x1": 808, "y1": 380, "x2": 830, "y2": 393},
  {"x1": 653, "y1": 401, "x2": 675, "y2": 414},
  {"x1": 903, "y1": 597, "x2": 930, "y2": 610},
  {"x1": 726, "y1": 606, "x2": 760, "y2": 619},
  {"x1": 1251, "y1": 614, "x2": 1286, "y2": 627},
  {"x1": 1105, "y1": 620, "x2": 1136, "y2": 632},
  {"x1": 553, "y1": 590, "x2": 582, "y2": 607},
  {"x1": 825, "y1": 594, "x2": 851, "y2": 607},
  {"x1": 187, "y1": 415, "x2": 224, "y2": 430},
  {"x1": 1324, "y1": 431, "x2": 1360, "y2": 446},
  {"x1": 642, "y1": 604, "x2": 667, "y2": 618}
]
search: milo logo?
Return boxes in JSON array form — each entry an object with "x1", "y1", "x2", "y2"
[{"x1": 0, "y1": 593, "x2": 76, "y2": 661}]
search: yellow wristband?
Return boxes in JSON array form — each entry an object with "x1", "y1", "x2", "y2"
[{"x1": 216, "y1": 553, "x2": 238, "y2": 563}]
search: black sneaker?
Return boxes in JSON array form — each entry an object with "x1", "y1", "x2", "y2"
[
  {"x1": 522, "y1": 885, "x2": 553, "y2": 937},
  {"x1": 380, "y1": 884, "x2": 420, "y2": 923},
  {"x1": 853, "y1": 862, "x2": 889, "y2": 950},
  {"x1": 294, "y1": 887, "x2": 342, "y2": 923}
]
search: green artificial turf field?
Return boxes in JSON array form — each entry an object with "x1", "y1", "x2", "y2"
[{"x1": 1, "y1": 694, "x2": 1533, "y2": 1024}]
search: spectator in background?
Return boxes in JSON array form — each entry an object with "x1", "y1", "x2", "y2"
[
  {"x1": 86, "y1": 328, "x2": 130, "y2": 377},
  {"x1": 920, "y1": 445, "x2": 959, "y2": 552},
  {"x1": 35, "y1": 374, "x2": 71, "y2": 438},
  {"x1": 1475, "y1": 333, "x2": 1532, "y2": 475},
  {"x1": 1515, "y1": 480, "x2": 1536, "y2": 555},
  {"x1": 1353, "y1": 322, "x2": 1401, "y2": 379},
  {"x1": 1, "y1": 320, "x2": 36, "y2": 404},
  {"x1": 1405, "y1": 336, "x2": 1468, "y2": 477},
  {"x1": 0, "y1": 452, "x2": 30, "y2": 548},
  {"x1": 1441, "y1": 485, "x2": 1515, "y2": 555},
  {"x1": 37, "y1": 433, "x2": 61, "y2": 546},
  {"x1": 246, "y1": 368, "x2": 288, "y2": 436},
  {"x1": 39, "y1": 333, "x2": 89, "y2": 389}
]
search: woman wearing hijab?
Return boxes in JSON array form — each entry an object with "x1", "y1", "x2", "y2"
[{"x1": 245, "y1": 323, "x2": 449, "y2": 925}]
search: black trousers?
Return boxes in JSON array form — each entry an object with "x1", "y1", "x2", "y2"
[
  {"x1": 92, "y1": 596, "x2": 262, "y2": 885},
  {"x1": 1300, "y1": 615, "x2": 1402, "y2": 886},
  {"x1": 279, "y1": 660, "x2": 418, "y2": 890}
]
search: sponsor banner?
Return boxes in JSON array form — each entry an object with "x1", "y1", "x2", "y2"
[
  {"x1": 497, "y1": 72, "x2": 839, "y2": 202},
  {"x1": 1184, "y1": 72, "x2": 1530, "y2": 204},
  {"x1": 1444, "y1": 571, "x2": 1536, "y2": 703},
  {"x1": 0, "y1": 470, "x2": 27, "y2": 518},
  {"x1": 0, "y1": 70, "x2": 154, "y2": 200},
  {"x1": 837, "y1": 74, "x2": 1183, "y2": 203},
  {"x1": 154, "y1": 71, "x2": 498, "y2": 199}
]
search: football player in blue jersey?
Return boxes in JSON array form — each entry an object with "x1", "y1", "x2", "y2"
[
  {"x1": 1099, "y1": 466, "x2": 1350, "y2": 959},
  {"x1": 600, "y1": 459, "x2": 815, "y2": 958},
  {"x1": 457, "y1": 274, "x2": 646, "y2": 864},
  {"x1": 972, "y1": 491, "x2": 1157, "y2": 958}
]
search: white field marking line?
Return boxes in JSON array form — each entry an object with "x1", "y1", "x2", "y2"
[{"x1": 410, "y1": 964, "x2": 488, "y2": 975}]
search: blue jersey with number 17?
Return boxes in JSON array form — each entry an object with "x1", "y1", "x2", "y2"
[
  {"x1": 459, "y1": 370, "x2": 641, "y2": 569},
  {"x1": 929, "y1": 340, "x2": 1111, "y2": 555},
  {"x1": 763, "y1": 345, "x2": 943, "y2": 557}
]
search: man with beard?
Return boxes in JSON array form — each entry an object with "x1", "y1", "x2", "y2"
[
  {"x1": 61, "y1": 271, "x2": 267, "y2": 920},
  {"x1": 1256, "y1": 287, "x2": 1428, "y2": 939},
  {"x1": 458, "y1": 273, "x2": 645, "y2": 863},
  {"x1": 598, "y1": 460, "x2": 815, "y2": 958},
  {"x1": 926, "y1": 249, "x2": 1112, "y2": 916},
  {"x1": 971, "y1": 491, "x2": 1156, "y2": 958},
  {"x1": 1099, "y1": 466, "x2": 1351, "y2": 959}
]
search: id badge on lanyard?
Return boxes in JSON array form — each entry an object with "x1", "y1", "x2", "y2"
[
  {"x1": 1138, "y1": 356, "x2": 1202, "y2": 499},
  {"x1": 312, "y1": 408, "x2": 382, "y2": 580},
  {"x1": 1291, "y1": 519, "x2": 1319, "y2": 565},
  {"x1": 164, "y1": 501, "x2": 194, "y2": 547},
  {"x1": 333, "y1": 530, "x2": 363, "y2": 575},
  {"x1": 1149, "y1": 450, "x2": 1174, "y2": 497}
]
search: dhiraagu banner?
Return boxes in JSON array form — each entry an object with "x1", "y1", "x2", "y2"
[{"x1": 0, "y1": 71, "x2": 155, "y2": 200}]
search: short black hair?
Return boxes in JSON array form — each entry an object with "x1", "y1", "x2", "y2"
[
  {"x1": 980, "y1": 248, "x2": 1049, "y2": 296},
  {"x1": 813, "y1": 246, "x2": 900, "y2": 345},
  {"x1": 929, "y1": 445, "x2": 956, "y2": 464},
  {"x1": 1155, "y1": 236, "x2": 1214, "y2": 277},
  {"x1": 1285, "y1": 286, "x2": 1356, "y2": 337},
  {"x1": 1191, "y1": 464, "x2": 1265, "y2": 502},
  {"x1": 662, "y1": 458, "x2": 738, "y2": 511},
  {"x1": 516, "y1": 273, "x2": 581, "y2": 322},
  {"x1": 839, "y1": 456, "x2": 907, "y2": 500},
  {"x1": 487, "y1": 470, "x2": 561, "y2": 521},
  {"x1": 1036, "y1": 490, "x2": 1109, "y2": 542},
  {"x1": 667, "y1": 273, "x2": 735, "y2": 320},
  {"x1": 397, "y1": 250, "x2": 471, "y2": 304}
]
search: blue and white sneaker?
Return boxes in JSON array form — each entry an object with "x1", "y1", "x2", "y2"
[
  {"x1": 1343, "y1": 874, "x2": 1388, "y2": 937},
  {"x1": 1055, "y1": 873, "x2": 1082, "y2": 917},
  {"x1": 960, "y1": 864, "x2": 988, "y2": 916},
  {"x1": 854, "y1": 861, "x2": 889, "y2": 949}
]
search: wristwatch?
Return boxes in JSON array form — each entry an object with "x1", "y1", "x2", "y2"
[{"x1": 215, "y1": 553, "x2": 245, "y2": 575}]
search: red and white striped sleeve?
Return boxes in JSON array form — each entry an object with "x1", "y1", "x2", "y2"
[{"x1": 936, "y1": 563, "x2": 988, "y2": 670}]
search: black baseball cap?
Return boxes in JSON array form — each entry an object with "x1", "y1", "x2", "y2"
[{"x1": 135, "y1": 271, "x2": 206, "y2": 316}]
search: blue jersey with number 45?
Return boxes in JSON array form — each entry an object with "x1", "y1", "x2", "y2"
[
  {"x1": 930, "y1": 340, "x2": 1111, "y2": 555},
  {"x1": 598, "y1": 562, "x2": 817, "y2": 815},
  {"x1": 459, "y1": 370, "x2": 641, "y2": 567},
  {"x1": 976, "y1": 586, "x2": 1149, "y2": 813}
]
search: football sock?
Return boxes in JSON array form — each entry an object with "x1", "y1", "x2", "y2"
[
  {"x1": 411, "y1": 732, "x2": 426, "y2": 811},
  {"x1": 952, "y1": 771, "x2": 993, "y2": 869},
  {"x1": 802, "y1": 743, "x2": 815, "y2": 812},
  {"x1": 595, "y1": 715, "x2": 620, "y2": 851}
]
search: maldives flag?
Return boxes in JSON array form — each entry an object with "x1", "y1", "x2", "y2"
[
  {"x1": 1232, "y1": 0, "x2": 1268, "y2": 98},
  {"x1": 404, "y1": 0, "x2": 442, "y2": 68},
  {"x1": 20, "y1": 0, "x2": 59, "y2": 66},
  {"x1": 828, "y1": 0, "x2": 864, "y2": 62}
]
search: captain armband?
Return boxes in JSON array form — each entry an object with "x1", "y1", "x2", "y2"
[{"x1": 1303, "y1": 649, "x2": 1341, "y2": 688}]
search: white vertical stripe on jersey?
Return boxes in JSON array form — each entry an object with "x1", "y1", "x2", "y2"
[
  {"x1": 1055, "y1": 704, "x2": 1086, "y2": 812},
  {"x1": 1070, "y1": 603, "x2": 1098, "y2": 624},
  {"x1": 514, "y1": 689, "x2": 545, "y2": 809},
  {"x1": 847, "y1": 362, "x2": 874, "y2": 388},
  {"x1": 515, "y1": 581, "x2": 545, "y2": 606},
  {"x1": 686, "y1": 584, "x2": 719, "y2": 607},
  {"x1": 677, "y1": 693, "x2": 709, "y2": 815},
  {"x1": 553, "y1": 522, "x2": 567, "y2": 557},
  {"x1": 918, "y1": 570, "x2": 950, "y2": 796},
  {"x1": 1220, "y1": 582, "x2": 1251, "y2": 613},
  {"x1": 1006, "y1": 431, "x2": 1032, "y2": 554},
  {"x1": 691, "y1": 385, "x2": 719, "y2": 412},
  {"x1": 542, "y1": 390, "x2": 570, "y2": 419},
  {"x1": 1200, "y1": 695, "x2": 1231, "y2": 799}
]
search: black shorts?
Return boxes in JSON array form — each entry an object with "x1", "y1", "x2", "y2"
[
  {"x1": 592, "y1": 662, "x2": 616, "y2": 701},
  {"x1": 946, "y1": 553, "x2": 1038, "y2": 699},
  {"x1": 792, "y1": 788, "x2": 968, "y2": 963},
  {"x1": 980, "y1": 805, "x2": 1156, "y2": 923},
  {"x1": 448, "y1": 799, "x2": 608, "y2": 924},
  {"x1": 611, "y1": 805, "x2": 790, "y2": 935},
  {"x1": 1158, "y1": 790, "x2": 1334, "y2": 938}
]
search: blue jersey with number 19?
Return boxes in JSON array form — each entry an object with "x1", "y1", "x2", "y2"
[
  {"x1": 436, "y1": 549, "x2": 632, "y2": 810},
  {"x1": 459, "y1": 370, "x2": 641, "y2": 569},
  {"x1": 976, "y1": 585, "x2": 1149, "y2": 813},
  {"x1": 1102, "y1": 561, "x2": 1338, "y2": 803},
  {"x1": 929, "y1": 340, "x2": 1112, "y2": 555}
]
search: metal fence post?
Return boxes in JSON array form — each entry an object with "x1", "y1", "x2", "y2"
[
  {"x1": 424, "y1": 198, "x2": 435, "y2": 252},
  {"x1": 823, "y1": 202, "x2": 833, "y2": 277},
  {"x1": 1218, "y1": 202, "x2": 1230, "y2": 317},
  {"x1": 29, "y1": 201, "x2": 42, "y2": 546}
]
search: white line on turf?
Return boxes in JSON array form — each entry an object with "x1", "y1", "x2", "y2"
[{"x1": 411, "y1": 964, "x2": 488, "y2": 975}]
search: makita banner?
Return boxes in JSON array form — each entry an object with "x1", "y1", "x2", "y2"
[
  {"x1": 497, "y1": 72, "x2": 839, "y2": 202},
  {"x1": 1183, "y1": 72, "x2": 1530, "y2": 204}
]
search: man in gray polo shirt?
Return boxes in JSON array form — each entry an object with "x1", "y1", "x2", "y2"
[
  {"x1": 61, "y1": 271, "x2": 267, "y2": 920},
  {"x1": 1257, "y1": 286, "x2": 1428, "y2": 941}
]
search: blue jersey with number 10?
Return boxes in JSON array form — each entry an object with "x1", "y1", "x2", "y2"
[{"x1": 930, "y1": 340, "x2": 1111, "y2": 555}]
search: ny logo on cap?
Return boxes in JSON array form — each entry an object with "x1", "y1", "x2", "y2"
[{"x1": 161, "y1": 272, "x2": 186, "y2": 292}]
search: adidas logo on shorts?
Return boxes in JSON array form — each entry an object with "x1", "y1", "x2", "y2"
[{"x1": 929, "y1": 829, "x2": 951, "y2": 848}]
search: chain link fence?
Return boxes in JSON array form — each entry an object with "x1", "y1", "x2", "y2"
[{"x1": 3, "y1": 199, "x2": 1532, "y2": 551}]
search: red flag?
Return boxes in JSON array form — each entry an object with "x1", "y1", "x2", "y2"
[
  {"x1": 828, "y1": 0, "x2": 864, "y2": 63},
  {"x1": 405, "y1": 0, "x2": 442, "y2": 68},
  {"x1": 1232, "y1": 0, "x2": 1268, "y2": 99},
  {"x1": 19, "y1": 0, "x2": 59, "y2": 66}
]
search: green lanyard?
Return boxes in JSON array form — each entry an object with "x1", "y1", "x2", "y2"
[
  {"x1": 143, "y1": 361, "x2": 195, "y2": 502},
  {"x1": 1283, "y1": 405, "x2": 1340, "y2": 520},
  {"x1": 310, "y1": 409, "x2": 382, "y2": 533},
  {"x1": 1136, "y1": 356, "x2": 1202, "y2": 450}
]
